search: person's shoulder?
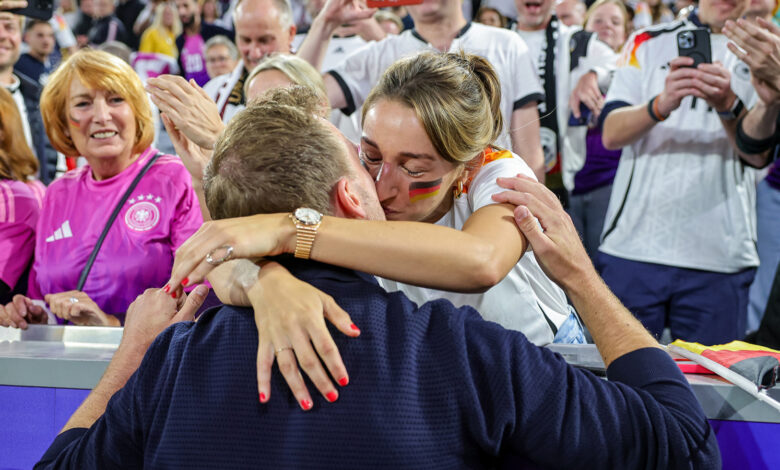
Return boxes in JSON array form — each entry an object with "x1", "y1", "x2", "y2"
[
  {"x1": 201, "y1": 22, "x2": 233, "y2": 39},
  {"x1": 0, "y1": 179, "x2": 41, "y2": 223},
  {"x1": 15, "y1": 72, "x2": 41, "y2": 96}
]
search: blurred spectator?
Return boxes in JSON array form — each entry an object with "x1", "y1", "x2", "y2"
[
  {"x1": 47, "y1": 14, "x2": 79, "y2": 63},
  {"x1": 175, "y1": 0, "x2": 233, "y2": 86},
  {"x1": 745, "y1": 0, "x2": 777, "y2": 19},
  {"x1": 298, "y1": 0, "x2": 547, "y2": 181},
  {"x1": 722, "y1": 17, "x2": 780, "y2": 333},
  {"x1": 600, "y1": 0, "x2": 757, "y2": 343},
  {"x1": 513, "y1": 0, "x2": 618, "y2": 205},
  {"x1": 0, "y1": 49, "x2": 202, "y2": 328},
  {"x1": 632, "y1": 0, "x2": 674, "y2": 29},
  {"x1": 0, "y1": 12, "x2": 58, "y2": 183},
  {"x1": 133, "y1": 0, "x2": 165, "y2": 36},
  {"x1": 58, "y1": 0, "x2": 81, "y2": 29},
  {"x1": 374, "y1": 10, "x2": 403, "y2": 35},
  {"x1": 566, "y1": 0, "x2": 630, "y2": 261},
  {"x1": 87, "y1": 0, "x2": 131, "y2": 47},
  {"x1": 140, "y1": 2, "x2": 182, "y2": 58},
  {"x1": 204, "y1": 34, "x2": 238, "y2": 78},
  {"x1": 244, "y1": 53, "x2": 329, "y2": 107},
  {"x1": 475, "y1": 6, "x2": 508, "y2": 27},
  {"x1": 98, "y1": 39, "x2": 132, "y2": 62},
  {"x1": 116, "y1": 0, "x2": 146, "y2": 49},
  {"x1": 73, "y1": 0, "x2": 96, "y2": 47},
  {"x1": 200, "y1": 0, "x2": 231, "y2": 29},
  {"x1": 0, "y1": 87, "x2": 45, "y2": 304},
  {"x1": 555, "y1": 0, "x2": 586, "y2": 26},
  {"x1": 15, "y1": 19, "x2": 56, "y2": 86},
  {"x1": 203, "y1": 0, "x2": 296, "y2": 122}
]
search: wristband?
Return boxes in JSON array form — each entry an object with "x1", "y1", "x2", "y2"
[
  {"x1": 736, "y1": 115, "x2": 776, "y2": 155},
  {"x1": 717, "y1": 97, "x2": 745, "y2": 121},
  {"x1": 647, "y1": 95, "x2": 668, "y2": 122}
]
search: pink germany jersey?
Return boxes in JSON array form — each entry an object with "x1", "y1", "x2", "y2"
[
  {"x1": 30, "y1": 148, "x2": 203, "y2": 320},
  {"x1": 0, "y1": 180, "x2": 45, "y2": 289}
]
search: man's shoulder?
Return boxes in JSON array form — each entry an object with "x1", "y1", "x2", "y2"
[
  {"x1": 15, "y1": 72, "x2": 42, "y2": 99},
  {"x1": 201, "y1": 22, "x2": 233, "y2": 40}
]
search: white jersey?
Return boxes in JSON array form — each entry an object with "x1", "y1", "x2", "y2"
[
  {"x1": 293, "y1": 33, "x2": 368, "y2": 142},
  {"x1": 601, "y1": 16, "x2": 758, "y2": 272},
  {"x1": 378, "y1": 152, "x2": 571, "y2": 346},
  {"x1": 516, "y1": 22, "x2": 617, "y2": 190},
  {"x1": 203, "y1": 61, "x2": 246, "y2": 124},
  {"x1": 328, "y1": 22, "x2": 544, "y2": 150}
]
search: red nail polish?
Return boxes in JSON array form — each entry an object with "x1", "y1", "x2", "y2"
[
  {"x1": 350, "y1": 323, "x2": 360, "y2": 332},
  {"x1": 182, "y1": 277, "x2": 189, "y2": 287},
  {"x1": 326, "y1": 391, "x2": 338, "y2": 402},
  {"x1": 338, "y1": 376, "x2": 349, "y2": 387},
  {"x1": 163, "y1": 285, "x2": 170, "y2": 293},
  {"x1": 259, "y1": 392, "x2": 266, "y2": 402},
  {"x1": 300, "y1": 399, "x2": 312, "y2": 410},
  {"x1": 171, "y1": 291, "x2": 178, "y2": 299}
]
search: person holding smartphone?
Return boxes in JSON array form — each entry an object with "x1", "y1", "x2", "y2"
[{"x1": 598, "y1": 0, "x2": 757, "y2": 344}]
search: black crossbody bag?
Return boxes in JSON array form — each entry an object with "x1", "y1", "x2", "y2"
[{"x1": 76, "y1": 152, "x2": 162, "y2": 291}]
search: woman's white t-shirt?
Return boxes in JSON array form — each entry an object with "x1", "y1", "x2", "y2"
[{"x1": 378, "y1": 151, "x2": 571, "y2": 345}]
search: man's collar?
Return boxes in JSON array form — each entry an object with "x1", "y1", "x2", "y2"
[
  {"x1": 3, "y1": 74, "x2": 21, "y2": 94},
  {"x1": 272, "y1": 256, "x2": 378, "y2": 286}
]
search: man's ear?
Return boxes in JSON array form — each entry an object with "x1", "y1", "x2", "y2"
[
  {"x1": 332, "y1": 177, "x2": 368, "y2": 220},
  {"x1": 287, "y1": 25, "x2": 297, "y2": 52}
]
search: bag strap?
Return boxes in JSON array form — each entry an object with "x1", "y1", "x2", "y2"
[{"x1": 76, "y1": 152, "x2": 163, "y2": 291}]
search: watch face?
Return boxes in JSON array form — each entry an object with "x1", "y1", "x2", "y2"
[{"x1": 295, "y1": 207, "x2": 322, "y2": 225}]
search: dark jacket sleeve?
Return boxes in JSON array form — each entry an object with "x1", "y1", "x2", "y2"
[
  {"x1": 18, "y1": 73, "x2": 57, "y2": 185},
  {"x1": 454, "y1": 312, "x2": 720, "y2": 469},
  {"x1": 34, "y1": 324, "x2": 193, "y2": 469}
]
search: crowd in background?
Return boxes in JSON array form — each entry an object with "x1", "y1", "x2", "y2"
[{"x1": 1, "y1": 0, "x2": 779, "y2": 349}]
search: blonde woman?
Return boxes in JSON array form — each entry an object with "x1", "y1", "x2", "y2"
[
  {"x1": 166, "y1": 51, "x2": 586, "y2": 405},
  {"x1": 244, "y1": 53, "x2": 329, "y2": 109},
  {"x1": 139, "y1": 1, "x2": 182, "y2": 58}
]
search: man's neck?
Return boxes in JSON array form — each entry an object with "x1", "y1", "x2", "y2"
[
  {"x1": 0, "y1": 67, "x2": 15, "y2": 86},
  {"x1": 515, "y1": 15, "x2": 552, "y2": 32},
  {"x1": 184, "y1": 18, "x2": 201, "y2": 35},
  {"x1": 413, "y1": 13, "x2": 467, "y2": 51}
]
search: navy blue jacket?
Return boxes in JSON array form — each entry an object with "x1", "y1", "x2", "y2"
[
  {"x1": 36, "y1": 260, "x2": 720, "y2": 469},
  {"x1": 17, "y1": 72, "x2": 57, "y2": 184}
]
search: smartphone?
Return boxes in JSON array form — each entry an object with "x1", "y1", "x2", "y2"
[
  {"x1": 676, "y1": 28, "x2": 711, "y2": 68},
  {"x1": 8, "y1": 0, "x2": 55, "y2": 20},
  {"x1": 366, "y1": 0, "x2": 422, "y2": 7}
]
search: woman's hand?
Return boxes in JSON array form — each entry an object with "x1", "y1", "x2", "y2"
[
  {"x1": 160, "y1": 113, "x2": 213, "y2": 184},
  {"x1": 44, "y1": 291, "x2": 120, "y2": 326},
  {"x1": 166, "y1": 214, "x2": 294, "y2": 294},
  {"x1": 250, "y1": 262, "x2": 360, "y2": 410},
  {"x1": 0, "y1": 295, "x2": 47, "y2": 329},
  {"x1": 146, "y1": 75, "x2": 225, "y2": 150}
]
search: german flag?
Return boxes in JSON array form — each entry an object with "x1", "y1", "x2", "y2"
[
  {"x1": 671, "y1": 340, "x2": 780, "y2": 390},
  {"x1": 409, "y1": 178, "x2": 442, "y2": 203}
]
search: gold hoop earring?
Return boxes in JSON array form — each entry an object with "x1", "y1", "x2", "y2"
[{"x1": 453, "y1": 180, "x2": 464, "y2": 199}]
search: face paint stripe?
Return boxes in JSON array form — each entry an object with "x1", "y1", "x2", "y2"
[
  {"x1": 68, "y1": 114, "x2": 81, "y2": 129},
  {"x1": 409, "y1": 189, "x2": 440, "y2": 203},
  {"x1": 409, "y1": 185, "x2": 441, "y2": 198},
  {"x1": 408, "y1": 178, "x2": 443, "y2": 191}
]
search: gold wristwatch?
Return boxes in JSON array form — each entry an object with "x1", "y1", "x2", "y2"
[{"x1": 289, "y1": 208, "x2": 323, "y2": 259}]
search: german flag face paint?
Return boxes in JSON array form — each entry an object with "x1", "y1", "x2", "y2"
[
  {"x1": 408, "y1": 178, "x2": 442, "y2": 203},
  {"x1": 68, "y1": 114, "x2": 81, "y2": 129}
]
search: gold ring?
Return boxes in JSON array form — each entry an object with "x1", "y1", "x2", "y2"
[{"x1": 274, "y1": 347, "x2": 293, "y2": 356}]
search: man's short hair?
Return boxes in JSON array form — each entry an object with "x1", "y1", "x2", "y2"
[
  {"x1": 205, "y1": 35, "x2": 239, "y2": 60},
  {"x1": 204, "y1": 86, "x2": 348, "y2": 220},
  {"x1": 235, "y1": 0, "x2": 293, "y2": 29},
  {"x1": 24, "y1": 18, "x2": 52, "y2": 33}
]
